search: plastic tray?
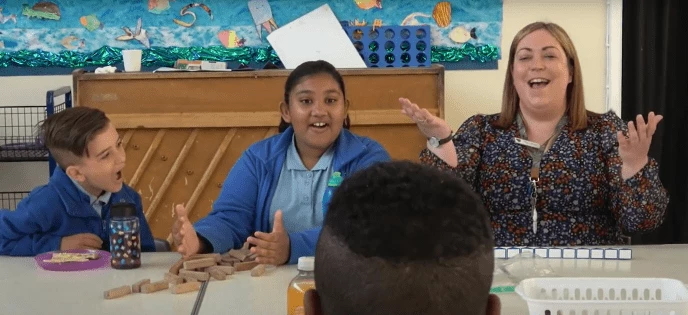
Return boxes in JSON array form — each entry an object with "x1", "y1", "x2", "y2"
[{"x1": 516, "y1": 277, "x2": 688, "y2": 314}]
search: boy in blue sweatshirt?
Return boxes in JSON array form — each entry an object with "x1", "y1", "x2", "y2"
[{"x1": 0, "y1": 106, "x2": 155, "y2": 256}]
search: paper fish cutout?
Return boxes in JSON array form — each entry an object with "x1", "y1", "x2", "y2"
[
  {"x1": 432, "y1": 2, "x2": 452, "y2": 28},
  {"x1": 248, "y1": 0, "x2": 278, "y2": 40},
  {"x1": 449, "y1": 26, "x2": 478, "y2": 44},
  {"x1": 218, "y1": 30, "x2": 246, "y2": 48},
  {"x1": 148, "y1": 0, "x2": 170, "y2": 14},
  {"x1": 116, "y1": 17, "x2": 150, "y2": 48},
  {"x1": 22, "y1": 1, "x2": 60, "y2": 20},
  {"x1": 355, "y1": 0, "x2": 382, "y2": 10},
  {"x1": 173, "y1": 3, "x2": 213, "y2": 27},
  {"x1": 80, "y1": 14, "x2": 103, "y2": 31},
  {"x1": 61, "y1": 35, "x2": 85, "y2": 50}
]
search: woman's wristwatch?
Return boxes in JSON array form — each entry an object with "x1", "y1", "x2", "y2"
[{"x1": 427, "y1": 131, "x2": 454, "y2": 148}]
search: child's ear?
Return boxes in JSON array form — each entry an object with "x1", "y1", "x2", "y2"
[
  {"x1": 65, "y1": 165, "x2": 86, "y2": 183},
  {"x1": 280, "y1": 101, "x2": 292, "y2": 124}
]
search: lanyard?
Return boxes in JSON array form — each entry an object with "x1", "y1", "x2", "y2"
[{"x1": 515, "y1": 114, "x2": 567, "y2": 234}]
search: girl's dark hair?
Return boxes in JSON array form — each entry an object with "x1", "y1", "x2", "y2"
[{"x1": 278, "y1": 60, "x2": 351, "y2": 132}]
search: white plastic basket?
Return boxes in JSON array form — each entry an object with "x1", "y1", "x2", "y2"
[{"x1": 515, "y1": 278, "x2": 688, "y2": 315}]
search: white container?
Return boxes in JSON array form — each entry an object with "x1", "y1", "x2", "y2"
[
  {"x1": 122, "y1": 49, "x2": 142, "y2": 72},
  {"x1": 516, "y1": 277, "x2": 688, "y2": 315}
]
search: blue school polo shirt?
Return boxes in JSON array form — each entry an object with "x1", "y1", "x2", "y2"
[{"x1": 268, "y1": 136, "x2": 334, "y2": 233}]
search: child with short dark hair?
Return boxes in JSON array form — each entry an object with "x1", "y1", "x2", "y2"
[
  {"x1": 305, "y1": 161, "x2": 501, "y2": 315},
  {"x1": 0, "y1": 106, "x2": 155, "y2": 256}
]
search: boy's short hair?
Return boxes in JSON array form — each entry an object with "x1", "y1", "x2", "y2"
[
  {"x1": 38, "y1": 106, "x2": 110, "y2": 168},
  {"x1": 315, "y1": 161, "x2": 495, "y2": 315}
]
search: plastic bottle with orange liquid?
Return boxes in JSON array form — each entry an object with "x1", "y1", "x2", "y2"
[{"x1": 287, "y1": 256, "x2": 315, "y2": 315}]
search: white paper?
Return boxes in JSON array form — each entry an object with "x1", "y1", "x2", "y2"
[
  {"x1": 152, "y1": 67, "x2": 232, "y2": 72},
  {"x1": 267, "y1": 4, "x2": 366, "y2": 69}
]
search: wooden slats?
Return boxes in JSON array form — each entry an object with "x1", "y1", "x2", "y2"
[
  {"x1": 165, "y1": 129, "x2": 238, "y2": 246},
  {"x1": 185, "y1": 129, "x2": 236, "y2": 217},
  {"x1": 121, "y1": 130, "x2": 135, "y2": 149},
  {"x1": 145, "y1": 129, "x2": 198, "y2": 220},
  {"x1": 130, "y1": 130, "x2": 166, "y2": 188}
]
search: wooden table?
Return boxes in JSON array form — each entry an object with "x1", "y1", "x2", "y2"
[{"x1": 2, "y1": 245, "x2": 687, "y2": 314}]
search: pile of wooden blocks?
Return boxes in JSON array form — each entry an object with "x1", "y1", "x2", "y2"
[{"x1": 104, "y1": 245, "x2": 267, "y2": 300}]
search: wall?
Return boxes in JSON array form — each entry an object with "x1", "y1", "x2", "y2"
[
  {"x1": 0, "y1": 0, "x2": 609, "y2": 192},
  {"x1": 445, "y1": 0, "x2": 608, "y2": 129}
]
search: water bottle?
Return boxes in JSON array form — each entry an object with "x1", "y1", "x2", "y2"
[
  {"x1": 287, "y1": 256, "x2": 315, "y2": 315},
  {"x1": 109, "y1": 202, "x2": 141, "y2": 269},
  {"x1": 322, "y1": 171, "x2": 343, "y2": 216}
]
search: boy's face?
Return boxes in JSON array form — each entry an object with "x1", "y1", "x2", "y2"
[{"x1": 66, "y1": 123, "x2": 126, "y2": 196}]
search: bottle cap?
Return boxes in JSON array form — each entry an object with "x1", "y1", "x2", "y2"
[
  {"x1": 297, "y1": 256, "x2": 314, "y2": 271},
  {"x1": 327, "y1": 172, "x2": 343, "y2": 187},
  {"x1": 110, "y1": 202, "x2": 137, "y2": 217}
]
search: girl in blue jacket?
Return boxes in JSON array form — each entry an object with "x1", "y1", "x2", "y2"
[{"x1": 173, "y1": 60, "x2": 391, "y2": 265}]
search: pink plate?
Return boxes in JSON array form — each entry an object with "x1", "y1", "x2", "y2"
[{"x1": 34, "y1": 249, "x2": 111, "y2": 272}]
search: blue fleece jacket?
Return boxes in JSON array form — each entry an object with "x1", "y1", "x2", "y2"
[
  {"x1": 194, "y1": 127, "x2": 390, "y2": 264},
  {"x1": 0, "y1": 167, "x2": 156, "y2": 256}
]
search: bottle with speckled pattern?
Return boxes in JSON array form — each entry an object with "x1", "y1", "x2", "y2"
[{"x1": 109, "y1": 202, "x2": 141, "y2": 269}]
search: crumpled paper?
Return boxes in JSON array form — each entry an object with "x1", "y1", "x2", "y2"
[{"x1": 94, "y1": 66, "x2": 117, "y2": 73}]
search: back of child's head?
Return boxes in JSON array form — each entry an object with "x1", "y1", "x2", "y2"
[
  {"x1": 38, "y1": 106, "x2": 110, "y2": 169},
  {"x1": 313, "y1": 161, "x2": 496, "y2": 315},
  {"x1": 279, "y1": 60, "x2": 350, "y2": 132}
]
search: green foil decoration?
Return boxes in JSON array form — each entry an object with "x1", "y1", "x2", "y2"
[
  {"x1": 432, "y1": 43, "x2": 500, "y2": 63},
  {"x1": 0, "y1": 44, "x2": 499, "y2": 68}
]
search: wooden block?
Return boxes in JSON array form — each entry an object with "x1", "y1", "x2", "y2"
[
  {"x1": 234, "y1": 261, "x2": 259, "y2": 272},
  {"x1": 218, "y1": 261, "x2": 235, "y2": 266},
  {"x1": 171, "y1": 282, "x2": 202, "y2": 294},
  {"x1": 241, "y1": 242, "x2": 249, "y2": 251},
  {"x1": 221, "y1": 255, "x2": 240, "y2": 264},
  {"x1": 164, "y1": 272, "x2": 184, "y2": 285},
  {"x1": 183, "y1": 257, "x2": 217, "y2": 270},
  {"x1": 244, "y1": 252, "x2": 257, "y2": 262},
  {"x1": 250, "y1": 264, "x2": 266, "y2": 277},
  {"x1": 141, "y1": 280, "x2": 170, "y2": 294},
  {"x1": 210, "y1": 265, "x2": 235, "y2": 275},
  {"x1": 228, "y1": 249, "x2": 250, "y2": 261},
  {"x1": 131, "y1": 279, "x2": 151, "y2": 293},
  {"x1": 169, "y1": 258, "x2": 185, "y2": 275},
  {"x1": 179, "y1": 269, "x2": 210, "y2": 282},
  {"x1": 208, "y1": 267, "x2": 227, "y2": 281},
  {"x1": 188, "y1": 253, "x2": 222, "y2": 263},
  {"x1": 104, "y1": 285, "x2": 132, "y2": 300}
]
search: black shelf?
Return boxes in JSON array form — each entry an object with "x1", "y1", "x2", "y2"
[
  {"x1": 0, "y1": 87, "x2": 73, "y2": 209},
  {"x1": 0, "y1": 87, "x2": 71, "y2": 171},
  {"x1": 0, "y1": 106, "x2": 51, "y2": 161}
]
